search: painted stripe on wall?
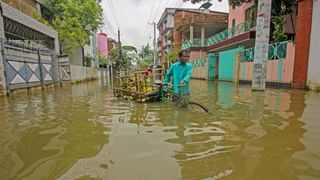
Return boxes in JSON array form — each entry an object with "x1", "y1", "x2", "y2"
[
  {"x1": 242, "y1": 63, "x2": 246, "y2": 80},
  {"x1": 278, "y1": 59, "x2": 283, "y2": 82}
]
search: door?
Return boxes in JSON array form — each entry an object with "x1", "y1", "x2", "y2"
[
  {"x1": 218, "y1": 48, "x2": 243, "y2": 82},
  {"x1": 208, "y1": 53, "x2": 216, "y2": 80}
]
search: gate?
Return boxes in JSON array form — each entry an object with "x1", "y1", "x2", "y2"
[
  {"x1": 59, "y1": 56, "x2": 71, "y2": 81},
  {"x1": 3, "y1": 43, "x2": 54, "y2": 90}
]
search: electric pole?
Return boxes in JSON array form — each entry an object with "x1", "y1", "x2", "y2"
[
  {"x1": 117, "y1": 29, "x2": 122, "y2": 70},
  {"x1": 252, "y1": 0, "x2": 272, "y2": 91},
  {"x1": 148, "y1": 22, "x2": 156, "y2": 81}
]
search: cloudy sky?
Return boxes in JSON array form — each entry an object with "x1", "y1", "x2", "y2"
[{"x1": 101, "y1": 0, "x2": 229, "y2": 50}]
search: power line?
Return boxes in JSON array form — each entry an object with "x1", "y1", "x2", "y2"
[
  {"x1": 108, "y1": 0, "x2": 120, "y2": 28},
  {"x1": 146, "y1": 0, "x2": 172, "y2": 49},
  {"x1": 102, "y1": 13, "x2": 117, "y2": 38},
  {"x1": 150, "y1": 0, "x2": 163, "y2": 22},
  {"x1": 139, "y1": 0, "x2": 183, "y2": 48},
  {"x1": 139, "y1": 0, "x2": 157, "y2": 42},
  {"x1": 147, "y1": 0, "x2": 158, "y2": 22}
]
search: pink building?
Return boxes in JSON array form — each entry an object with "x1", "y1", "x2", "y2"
[{"x1": 97, "y1": 33, "x2": 108, "y2": 57}]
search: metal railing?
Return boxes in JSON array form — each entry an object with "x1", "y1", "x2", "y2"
[
  {"x1": 206, "y1": 20, "x2": 256, "y2": 47},
  {"x1": 181, "y1": 38, "x2": 207, "y2": 50},
  {"x1": 181, "y1": 20, "x2": 256, "y2": 50},
  {"x1": 242, "y1": 41, "x2": 288, "y2": 62}
]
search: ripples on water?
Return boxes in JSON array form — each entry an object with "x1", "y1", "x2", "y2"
[{"x1": 0, "y1": 81, "x2": 320, "y2": 180}]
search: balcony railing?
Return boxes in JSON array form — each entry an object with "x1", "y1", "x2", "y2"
[
  {"x1": 181, "y1": 38, "x2": 207, "y2": 50},
  {"x1": 206, "y1": 20, "x2": 256, "y2": 47},
  {"x1": 181, "y1": 20, "x2": 256, "y2": 50},
  {"x1": 242, "y1": 41, "x2": 288, "y2": 62}
]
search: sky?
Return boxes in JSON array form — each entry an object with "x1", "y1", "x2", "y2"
[{"x1": 101, "y1": 0, "x2": 229, "y2": 50}]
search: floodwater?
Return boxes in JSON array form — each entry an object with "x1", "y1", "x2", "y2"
[{"x1": 0, "y1": 80, "x2": 320, "y2": 180}]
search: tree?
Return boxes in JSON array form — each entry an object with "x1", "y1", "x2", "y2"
[
  {"x1": 39, "y1": 0, "x2": 103, "y2": 54},
  {"x1": 139, "y1": 45, "x2": 150, "y2": 60},
  {"x1": 164, "y1": 50, "x2": 179, "y2": 63},
  {"x1": 109, "y1": 45, "x2": 138, "y2": 70},
  {"x1": 138, "y1": 60, "x2": 152, "y2": 69}
]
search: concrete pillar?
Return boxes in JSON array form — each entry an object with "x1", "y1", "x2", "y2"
[
  {"x1": 174, "y1": 31, "x2": 182, "y2": 51},
  {"x1": 293, "y1": 0, "x2": 313, "y2": 88},
  {"x1": 234, "y1": 52, "x2": 242, "y2": 84},
  {"x1": 201, "y1": 26, "x2": 205, "y2": 47},
  {"x1": 252, "y1": 0, "x2": 272, "y2": 91},
  {"x1": 307, "y1": 0, "x2": 319, "y2": 90},
  {"x1": 51, "y1": 54, "x2": 61, "y2": 86},
  {"x1": 0, "y1": 9, "x2": 7, "y2": 96},
  {"x1": 190, "y1": 25, "x2": 194, "y2": 43}
]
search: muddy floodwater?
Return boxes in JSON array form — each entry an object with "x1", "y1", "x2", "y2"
[{"x1": 0, "y1": 80, "x2": 320, "y2": 180}]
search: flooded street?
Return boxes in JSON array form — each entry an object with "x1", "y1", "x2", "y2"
[{"x1": 0, "y1": 80, "x2": 320, "y2": 180}]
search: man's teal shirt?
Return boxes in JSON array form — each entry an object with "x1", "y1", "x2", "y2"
[{"x1": 164, "y1": 61, "x2": 193, "y2": 94}]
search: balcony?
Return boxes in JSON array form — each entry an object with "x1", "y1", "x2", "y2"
[
  {"x1": 181, "y1": 20, "x2": 256, "y2": 51},
  {"x1": 207, "y1": 20, "x2": 256, "y2": 47}
]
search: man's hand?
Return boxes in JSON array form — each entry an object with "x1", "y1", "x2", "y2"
[{"x1": 179, "y1": 80, "x2": 186, "y2": 87}]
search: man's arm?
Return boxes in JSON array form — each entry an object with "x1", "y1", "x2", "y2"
[
  {"x1": 182, "y1": 64, "x2": 192, "y2": 83},
  {"x1": 164, "y1": 65, "x2": 174, "y2": 84}
]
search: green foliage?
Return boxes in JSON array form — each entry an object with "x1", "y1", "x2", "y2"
[
  {"x1": 272, "y1": 15, "x2": 287, "y2": 42},
  {"x1": 99, "y1": 55, "x2": 108, "y2": 65},
  {"x1": 139, "y1": 60, "x2": 152, "y2": 69},
  {"x1": 84, "y1": 55, "x2": 93, "y2": 67},
  {"x1": 54, "y1": 17, "x2": 89, "y2": 53},
  {"x1": 123, "y1": 46, "x2": 137, "y2": 53},
  {"x1": 109, "y1": 46, "x2": 138, "y2": 70},
  {"x1": 165, "y1": 50, "x2": 179, "y2": 63},
  {"x1": 43, "y1": 0, "x2": 103, "y2": 54},
  {"x1": 32, "y1": 12, "x2": 50, "y2": 26}
]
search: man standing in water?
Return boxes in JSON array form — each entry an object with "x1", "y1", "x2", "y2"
[{"x1": 164, "y1": 50, "x2": 193, "y2": 104}]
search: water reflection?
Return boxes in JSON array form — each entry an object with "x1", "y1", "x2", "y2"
[
  {"x1": 164, "y1": 82, "x2": 311, "y2": 180},
  {"x1": 0, "y1": 83, "x2": 110, "y2": 180},
  {"x1": 0, "y1": 81, "x2": 319, "y2": 180}
]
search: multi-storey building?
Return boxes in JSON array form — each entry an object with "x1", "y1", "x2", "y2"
[{"x1": 157, "y1": 8, "x2": 228, "y2": 76}]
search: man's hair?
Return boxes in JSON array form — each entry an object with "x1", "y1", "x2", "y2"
[{"x1": 179, "y1": 50, "x2": 187, "y2": 58}]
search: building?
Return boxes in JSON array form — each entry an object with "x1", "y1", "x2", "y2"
[
  {"x1": 97, "y1": 32, "x2": 108, "y2": 57},
  {"x1": 83, "y1": 32, "x2": 99, "y2": 67},
  {"x1": 0, "y1": 0, "x2": 60, "y2": 95},
  {"x1": 157, "y1": 8, "x2": 228, "y2": 77},
  {"x1": 157, "y1": 8, "x2": 175, "y2": 61},
  {"x1": 177, "y1": 9, "x2": 228, "y2": 80},
  {"x1": 176, "y1": 1, "x2": 302, "y2": 89}
]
